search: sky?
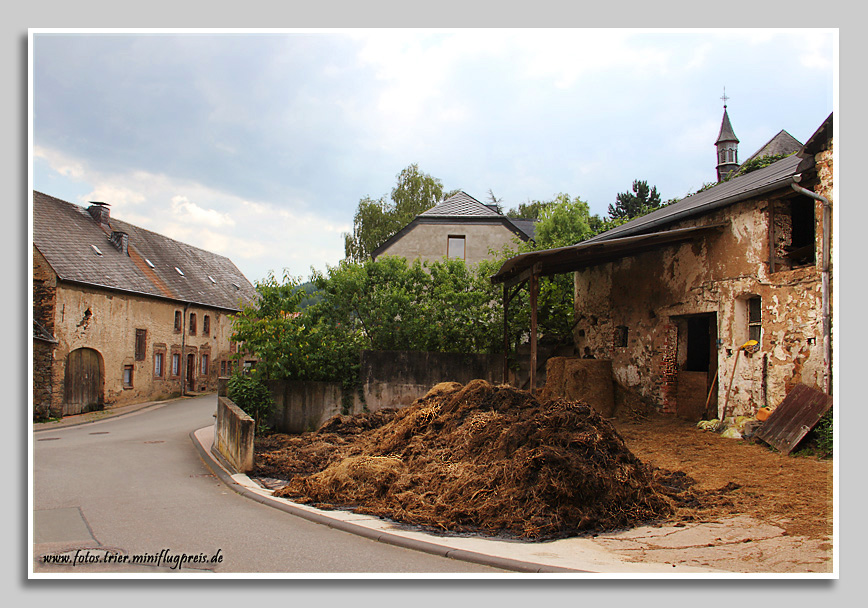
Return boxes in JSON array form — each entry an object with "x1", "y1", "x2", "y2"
[{"x1": 30, "y1": 29, "x2": 836, "y2": 285}]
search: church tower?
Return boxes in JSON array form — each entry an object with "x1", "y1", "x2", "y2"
[{"x1": 715, "y1": 92, "x2": 739, "y2": 182}]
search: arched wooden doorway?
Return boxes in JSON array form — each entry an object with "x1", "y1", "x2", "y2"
[{"x1": 63, "y1": 348, "x2": 104, "y2": 416}]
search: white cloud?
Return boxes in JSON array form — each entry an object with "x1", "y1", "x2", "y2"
[
  {"x1": 34, "y1": 145, "x2": 86, "y2": 179},
  {"x1": 170, "y1": 196, "x2": 236, "y2": 229}
]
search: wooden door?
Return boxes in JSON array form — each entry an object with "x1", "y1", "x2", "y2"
[
  {"x1": 186, "y1": 353, "x2": 195, "y2": 392},
  {"x1": 64, "y1": 348, "x2": 102, "y2": 416}
]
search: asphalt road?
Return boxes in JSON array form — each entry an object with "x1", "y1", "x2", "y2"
[{"x1": 32, "y1": 394, "x2": 503, "y2": 574}]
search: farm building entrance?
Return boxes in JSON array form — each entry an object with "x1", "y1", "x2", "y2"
[{"x1": 675, "y1": 313, "x2": 718, "y2": 421}]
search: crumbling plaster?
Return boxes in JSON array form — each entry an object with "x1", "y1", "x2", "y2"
[{"x1": 573, "y1": 187, "x2": 828, "y2": 418}]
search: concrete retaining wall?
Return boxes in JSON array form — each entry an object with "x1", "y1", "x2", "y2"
[
  {"x1": 214, "y1": 396, "x2": 254, "y2": 473},
  {"x1": 267, "y1": 380, "x2": 347, "y2": 434},
  {"x1": 360, "y1": 350, "x2": 504, "y2": 411},
  {"x1": 264, "y1": 350, "x2": 506, "y2": 434}
]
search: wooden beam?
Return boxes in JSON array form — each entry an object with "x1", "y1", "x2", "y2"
[
  {"x1": 529, "y1": 270, "x2": 539, "y2": 395},
  {"x1": 503, "y1": 283, "x2": 509, "y2": 385}
]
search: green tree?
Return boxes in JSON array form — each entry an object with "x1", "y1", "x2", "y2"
[
  {"x1": 343, "y1": 196, "x2": 401, "y2": 264},
  {"x1": 608, "y1": 179, "x2": 662, "y2": 222},
  {"x1": 505, "y1": 200, "x2": 552, "y2": 220},
  {"x1": 344, "y1": 164, "x2": 455, "y2": 262},
  {"x1": 534, "y1": 193, "x2": 593, "y2": 249}
]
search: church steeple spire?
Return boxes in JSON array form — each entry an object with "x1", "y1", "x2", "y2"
[{"x1": 715, "y1": 89, "x2": 739, "y2": 181}]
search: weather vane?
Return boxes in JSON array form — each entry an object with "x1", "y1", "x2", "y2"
[{"x1": 721, "y1": 87, "x2": 730, "y2": 108}]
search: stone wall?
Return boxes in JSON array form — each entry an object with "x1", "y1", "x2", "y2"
[{"x1": 33, "y1": 249, "x2": 58, "y2": 417}]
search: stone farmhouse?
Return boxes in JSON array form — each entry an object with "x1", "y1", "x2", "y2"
[
  {"x1": 372, "y1": 191, "x2": 536, "y2": 265},
  {"x1": 32, "y1": 192, "x2": 257, "y2": 419},
  {"x1": 492, "y1": 111, "x2": 833, "y2": 420}
]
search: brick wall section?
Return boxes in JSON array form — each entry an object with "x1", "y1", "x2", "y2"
[{"x1": 660, "y1": 323, "x2": 679, "y2": 413}]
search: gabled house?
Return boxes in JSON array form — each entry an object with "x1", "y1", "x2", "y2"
[
  {"x1": 32, "y1": 191, "x2": 257, "y2": 419},
  {"x1": 372, "y1": 191, "x2": 536, "y2": 265},
  {"x1": 492, "y1": 112, "x2": 833, "y2": 421}
]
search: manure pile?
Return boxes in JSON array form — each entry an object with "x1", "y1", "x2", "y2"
[{"x1": 253, "y1": 379, "x2": 675, "y2": 540}]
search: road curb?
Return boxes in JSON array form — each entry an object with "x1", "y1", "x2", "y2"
[
  {"x1": 33, "y1": 397, "x2": 191, "y2": 433},
  {"x1": 189, "y1": 426, "x2": 588, "y2": 574}
]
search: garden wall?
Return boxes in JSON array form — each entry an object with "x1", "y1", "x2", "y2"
[{"x1": 264, "y1": 350, "x2": 506, "y2": 433}]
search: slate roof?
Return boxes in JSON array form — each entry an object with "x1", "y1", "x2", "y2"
[
  {"x1": 740, "y1": 130, "x2": 802, "y2": 167},
  {"x1": 32, "y1": 191, "x2": 257, "y2": 312},
  {"x1": 420, "y1": 191, "x2": 504, "y2": 218},
  {"x1": 716, "y1": 108, "x2": 739, "y2": 144}
]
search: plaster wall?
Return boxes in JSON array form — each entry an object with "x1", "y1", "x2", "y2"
[
  {"x1": 377, "y1": 221, "x2": 523, "y2": 265},
  {"x1": 574, "y1": 183, "x2": 829, "y2": 418}
]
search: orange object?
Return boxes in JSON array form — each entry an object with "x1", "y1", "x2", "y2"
[{"x1": 756, "y1": 407, "x2": 771, "y2": 421}]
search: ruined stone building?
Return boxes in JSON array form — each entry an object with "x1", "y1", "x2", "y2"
[
  {"x1": 32, "y1": 192, "x2": 257, "y2": 419},
  {"x1": 493, "y1": 111, "x2": 833, "y2": 420},
  {"x1": 373, "y1": 191, "x2": 536, "y2": 265}
]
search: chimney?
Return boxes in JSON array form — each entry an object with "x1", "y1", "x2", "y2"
[
  {"x1": 110, "y1": 231, "x2": 129, "y2": 255},
  {"x1": 88, "y1": 202, "x2": 110, "y2": 225}
]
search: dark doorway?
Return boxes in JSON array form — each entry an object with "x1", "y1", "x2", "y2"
[
  {"x1": 186, "y1": 353, "x2": 195, "y2": 392},
  {"x1": 676, "y1": 313, "x2": 718, "y2": 421},
  {"x1": 684, "y1": 315, "x2": 713, "y2": 372},
  {"x1": 64, "y1": 348, "x2": 103, "y2": 416}
]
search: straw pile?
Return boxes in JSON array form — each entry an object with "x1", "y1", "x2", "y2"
[{"x1": 254, "y1": 380, "x2": 674, "y2": 540}]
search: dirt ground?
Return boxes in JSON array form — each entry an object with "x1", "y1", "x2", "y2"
[{"x1": 610, "y1": 414, "x2": 833, "y2": 542}]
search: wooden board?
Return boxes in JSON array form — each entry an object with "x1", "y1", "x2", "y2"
[
  {"x1": 754, "y1": 384, "x2": 832, "y2": 455},
  {"x1": 676, "y1": 371, "x2": 708, "y2": 422}
]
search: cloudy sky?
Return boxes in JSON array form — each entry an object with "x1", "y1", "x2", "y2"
[{"x1": 31, "y1": 29, "x2": 836, "y2": 284}]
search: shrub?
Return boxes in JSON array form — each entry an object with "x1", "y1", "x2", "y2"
[{"x1": 227, "y1": 373, "x2": 274, "y2": 434}]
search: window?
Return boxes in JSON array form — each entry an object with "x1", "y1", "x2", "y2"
[
  {"x1": 135, "y1": 328, "x2": 147, "y2": 361},
  {"x1": 172, "y1": 353, "x2": 181, "y2": 376},
  {"x1": 189, "y1": 313, "x2": 197, "y2": 335},
  {"x1": 748, "y1": 296, "x2": 762, "y2": 344},
  {"x1": 154, "y1": 352, "x2": 164, "y2": 377},
  {"x1": 447, "y1": 235, "x2": 466, "y2": 260},
  {"x1": 221, "y1": 360, "x2": 227, "y2": 376},
  {"x1": 203, "y1": 315, "x2": 210, "y2": 336},
  {"x1": 614, "y1": 325, "x2": 629, "y2": 348},
  {"x1": 123, "y1": 365, "x2": 134, "y2": 388},
  {"x1": 174, "y1": 311, "x2": 182, "y2": 332},
  {"x1": 770, "y1": 195, "x2": 816, "y2": 271},
  {"x1": 200, "y1": 353, "x2": 209, "y2": 376}
]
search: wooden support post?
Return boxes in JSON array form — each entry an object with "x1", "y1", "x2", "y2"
[
  {"x1": 529, "y1": 270, "x2": 539, "y2": 395},
  {"x1": 503, "y1": 283, "x2": 509, "y2": 385}
]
